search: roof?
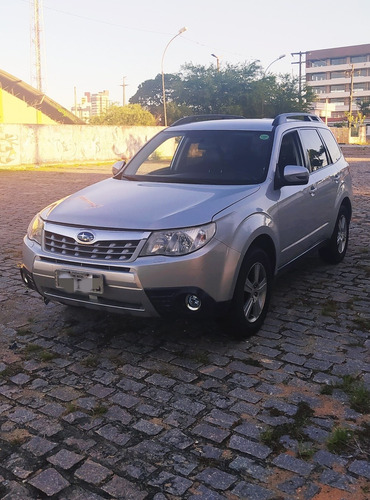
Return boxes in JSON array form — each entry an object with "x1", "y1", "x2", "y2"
[{"x1": 0, "y1": 68, "x2": 84, "y2": 124}]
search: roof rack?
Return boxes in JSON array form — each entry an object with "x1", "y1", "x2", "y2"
[
  {"x1": 170, "y1": 114, "x2": 245, "y2": 127},
  {"x1": 272, "y1": 113, "x2": 323, "y2": 127}
]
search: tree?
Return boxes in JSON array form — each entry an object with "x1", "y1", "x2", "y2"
[
  {"x1": 90, "y1": 104, "x2": 156, "y2": 126},
  {"x1": 129, "y1": 62, "x2": 316, "y2": 124}
]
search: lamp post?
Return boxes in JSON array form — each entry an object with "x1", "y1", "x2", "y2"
[
  {"x1": 262, "y1": 55, "x2": 286, "y2": 117},
  {"x1": 211, "y1": 53, "x2": 220, "y2": 72},
  {"x1": 264, "y1": 54, "x2": 286, "y2": 75},
  {"x1": 161, "y1": 26, "x2": 187, "y2": 126}
]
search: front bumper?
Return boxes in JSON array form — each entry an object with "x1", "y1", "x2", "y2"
[{"x1": 21, "y1": 235, "x2": 239, "y2": 318}]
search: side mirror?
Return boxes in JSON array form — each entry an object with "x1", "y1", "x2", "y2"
[
  {"x1": 112, "y1": 160, "x2": 126, "y2": 178},
  {"x1": 276, "y1": 165, "x2": 309, "y2": 188}
]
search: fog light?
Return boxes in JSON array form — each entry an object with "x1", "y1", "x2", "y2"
[{"x1": 185, "y1": 294, "x2": 201, "y2": 311}]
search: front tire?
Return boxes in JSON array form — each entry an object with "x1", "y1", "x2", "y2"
[
  {"x1": 319, "y1": 206, "x2": 350, "y2": 264},
  {"x1": 227, "y1": 247, "x2": 272, "y2": 339}
]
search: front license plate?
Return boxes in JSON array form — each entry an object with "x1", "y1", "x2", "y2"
[{"x1": 55, "y1": 270, "x2": 104, "y2": 294}]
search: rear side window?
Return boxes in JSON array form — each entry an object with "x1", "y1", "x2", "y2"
[
  {"x1": 299, "y1": 129, "x2": 328, "y2": 172},
  {"x1": 319, "y1": 128, "x2": 342, "y2": 164}
]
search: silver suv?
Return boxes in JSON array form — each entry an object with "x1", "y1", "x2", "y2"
[{"x1": 21, "y1": 113, "x2": 352, "y2": 337}]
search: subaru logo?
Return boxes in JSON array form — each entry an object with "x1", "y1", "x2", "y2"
[{"x1": 77, "y1": 231, "x2": 95, "y2": 243}]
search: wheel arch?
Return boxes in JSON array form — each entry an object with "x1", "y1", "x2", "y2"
[{"x1": 247, "y1": 234, "x2": 277, "y2": 276}]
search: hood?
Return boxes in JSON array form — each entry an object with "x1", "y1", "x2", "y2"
[{"x1": 42, "y1": 178, "x2": 259, "y2": 230}]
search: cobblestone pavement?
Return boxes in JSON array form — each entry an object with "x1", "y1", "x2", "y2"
[{"x1": 0, "y1": 157, "x2": 369, "y2": 499}]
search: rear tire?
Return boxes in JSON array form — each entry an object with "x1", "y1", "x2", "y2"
[
  {"x1": 227, "y1": 247, "x2": 272, "y2": 339},
  {"x1": 319, "y1": 206, "x2": 349, "y2": 264}
]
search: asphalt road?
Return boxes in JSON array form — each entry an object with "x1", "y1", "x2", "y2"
[{"x1": 0, "y1": 157, "x2": 369, "y2": 499}]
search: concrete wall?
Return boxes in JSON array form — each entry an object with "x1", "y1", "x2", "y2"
[
  {"x1": 0, "y1": 124, "x2": 163, "y2": 167},
  {"x1": 331, "y1": 126, "x2": 367, "y2": 145}
]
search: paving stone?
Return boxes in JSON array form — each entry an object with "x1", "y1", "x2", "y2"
[
  {"x1": 272, "y1": 453, "x2": 314, "y2": 476},
  {"x1": 48, "y1": 387, "x2": 81, "y2": 402},
  {"x1": 229, "y1": 456, "x2": 270, "y2": 481},
  {"x1": 8, "y1": 408, "x2": 37, "y2": 424},
  {"x1": 313, "y1": 449, "x2": 348, "y2": 467},
  {"x1": 204, "y1": 409, "x2": 239, "y2": 428},
  {"x1": 9, "y1": 373, "x2": 31, "y2": 385},
  {"x1": 233, "y1": 422, "x2": 263, "y2": 439},
  {"x1": 192, "y1": 423, "x2": 230, "y2": 443},
  {"x1": 28, "y1": 468, "x2": 70, "y2": 496},
  {"x1": 232, "y1": 481, "x2": 275, "y2": 499},
  {"x1": 171, "y1": 397, "x2": 206, "y2": 415},
  {"x1": 159, "y1": 428, "x2": 194, "y2": 449},
  {"x1": 109, "y1": 391, "x2": 140, "y2": 408},
  {"x1": 95, "y1": 423, "x2": 131, "y2": 445},
  {"x1": 195, "y1": 467, "x2": 236, "y2": 490},
  {"x1": 229, "y1": 435, "x2": 271, "y2": 459},
  {"x1": 74, "y1": 460, "x2": 112, "y2": 485},
  {"x1": 22, "y1": 436, "x2": 57, "y2": 456},
  {"x1": 4, "y1": 453, "x2": 33, "y2": 479},
  {"x1": 116, "y1": 377, "x2": 146, "y2": 392},
  {"x1": 102, "y1": 474, "x2": 148, "y2": 499},
  {"x1": 319, "y1": 469, "x2": 356, "y2": 491},
  {"x1": 348, "y1": 459, "x2": 370, "y2": 479},
  {"x1": 48, "y1": 448, "x2": 84, "y2": 469},
  {"x1": 188, "y1": 484, "x2": 227, "y2": 499},
  {"x1": 148, "y1": 471, "x2": 192, "y2": 496},
  {"x1": 133, "y1": 418, "x2": 164, "y2": 436}
]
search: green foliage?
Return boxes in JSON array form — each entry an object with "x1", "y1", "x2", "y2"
[
  {"x1": 130, "y1": 61, "x2": 315, "y2": 124},
  {"x1": 90, "y1": 104, "x2": 156, "y2": 126},
  {"x1": 326, "y1": 427, "x2": 353, "y2": 453}
]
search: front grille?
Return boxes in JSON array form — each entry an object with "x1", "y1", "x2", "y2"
[{"x1": 44, "y1": 231, "x2": 140, "y2": 261}]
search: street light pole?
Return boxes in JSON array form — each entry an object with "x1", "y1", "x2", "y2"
[
  {"x1": 262, "y1": 54, "x2": 286, "y2": 117},
  {"x1": 161, "y1": 26, "x2": 187, "y2": 126},
  {"x1": 264, "y1": 54, "x2": 286, "y2": 75},
  {"x1": 211, "y1": 53, "x2": 220, "y2": 72}
]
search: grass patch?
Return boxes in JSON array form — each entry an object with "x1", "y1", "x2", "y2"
[
  {"x1": 23, "y1": 344, "x2": 56, "y2": 362},
  {"x1": 81, "y1": 355, "x2": 99, "y2": 368},
  {"x1": 321, "y1": 299, "x2": 338, "y2": 317},
  {"x1": 260, "y1": 401, "x2": 315, "y2": 453},
  {"x1": 92, "y1": 405, "x2": 108, "y2": 418},
  {"x1": 16, "y1": 327, "x2": 33, "y2": 336},
  {"x1": 353, "y1": 316, "x2": 370, "y2": 331},
  {"x1": 321, "y1": 375, "x2": 370, "y2": 414},
  {"x1": 327, "y1": 427, "x2": 353, "y2": 453}
]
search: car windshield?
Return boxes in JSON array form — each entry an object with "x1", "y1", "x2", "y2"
[{"x1": 122, "y1": 130, "x2": 273, "y2": 185}]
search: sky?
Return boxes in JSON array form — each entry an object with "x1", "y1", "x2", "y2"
[{"x1": 1, "y1": 0, "x2": 370, "y2": 111}]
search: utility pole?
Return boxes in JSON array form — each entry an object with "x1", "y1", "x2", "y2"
[
  {"x1": 120, "y1": 76, "x2": 128, "y2": 106},
  {"x1": 291, "y1": 51, "x2": 308, "y2": 105},
  {"x1": 31, "y1": 0, "x2": 44, "y2": 92}
]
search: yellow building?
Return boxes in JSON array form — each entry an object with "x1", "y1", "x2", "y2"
[{"x1": 0, "y1": 69, "x2": 83, "y2": 125}]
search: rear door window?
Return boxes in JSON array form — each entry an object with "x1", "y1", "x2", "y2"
[
  {"x1": 299, "y1": 129, "x2": 329, "y2": 172},
  {"x1": 319, "y1": 128, "x2": 342, "y2": 164}
]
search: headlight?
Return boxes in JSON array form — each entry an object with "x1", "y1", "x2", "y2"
[
  {"x1": 141, "y1": 223, "x2": 216, "y2": 257},
  {"x1": 27, "y1": 214, "x2": 44, "y2": 245}
]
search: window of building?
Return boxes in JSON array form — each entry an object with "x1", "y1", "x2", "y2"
[
  {"x1": 330, "y1": 84, "x2": 346, "y2": 92},
  {"x1": 313, "y1": 86, "x2": 327, "y2": 94},
  {"x1": 311, "y1": 73, "x2": 326, "y2": 81},
  {"x1": 331, "y1": 71, "x2": 346, "y2": 79},
  {"x1": 312, "y1": 60, "x2": 327, "y2": 67},
  {"x1": 330, "y1": 57, "x2": 347, "y2": 65},
  {"x1": 354, "y1": 82, "x2": 368, "y2": 91},
  {"x1": 330, "y1": 98, "x2": 346, "y2": 105},
  {"x1": 351, "y1": 55, "x2": 367, "y2": 63},
  {"x1": 355, "y1": 69, "x2": 368, "y2": 77}
]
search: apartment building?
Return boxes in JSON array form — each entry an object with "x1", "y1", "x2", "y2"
[
  {"x1": 72, "y1": 90, "x2": 110, "y2": 121},
  {"x1": 306, "y1": 43, "x2": 370, "y2": 124}
]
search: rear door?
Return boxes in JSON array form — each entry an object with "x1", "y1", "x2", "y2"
[{"x1": 275, "y1": 127, "x2": 337, "y2": 267}]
